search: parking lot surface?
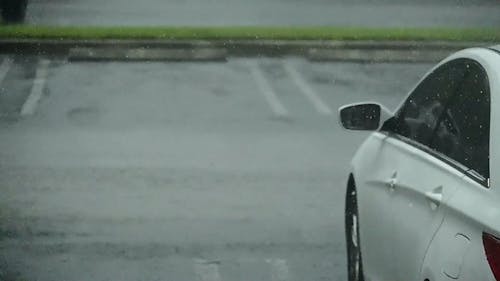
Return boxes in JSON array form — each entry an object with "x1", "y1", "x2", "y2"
[{"x1": 0, "y1": 56, "x2": 430, "y2": 281}]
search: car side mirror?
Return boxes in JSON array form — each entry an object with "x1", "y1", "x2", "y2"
[{"x1": 339, "y1": 103, "x2": 392, "y2": 131}]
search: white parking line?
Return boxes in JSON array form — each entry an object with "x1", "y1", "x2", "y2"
[
  {"x1": 283, "y1": 62, "x2": 333, "y2": 115},
  {"x1": 21, "y1": 59, "x2": 51, "y2": 116},
  {"x1": 0, "y1": 57, "x2": 13, "y2": 86},
  {"x1": 266, "y1": 259, "x2": 290, "y2": 281},
  {"x1": 194, "y1": 259, "x2": 222, "y2": 281},
  {"x1": 248, "y1": 61, "x2": 289, "y2": 116}
]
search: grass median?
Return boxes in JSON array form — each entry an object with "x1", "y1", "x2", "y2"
[{"x1": 0, "y1": 26, "x2": 499, "y2": 42}]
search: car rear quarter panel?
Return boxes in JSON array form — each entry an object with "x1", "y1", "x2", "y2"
[{"x1": 421, "y1": 175, "x2": 499, "y2": 281}]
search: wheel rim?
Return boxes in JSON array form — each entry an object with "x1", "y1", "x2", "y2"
[
  {"x1": 350, "y1": 212, "x2": 360, "y2": 281},
  {"x1": 346, "y1": 186, "x2": 362, "y2": 281}
]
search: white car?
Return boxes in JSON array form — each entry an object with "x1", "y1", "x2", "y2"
[{"x1": 340, "y1": 45, "x2": 500, "y2": 281}]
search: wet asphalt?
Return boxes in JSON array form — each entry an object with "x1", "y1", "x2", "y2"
[
  {"x1": 0, "y1": 56, "x2": 431, "y2": 281},
  {"x1": 26, "y1": 0, "x2": 500, "y2": 27}
]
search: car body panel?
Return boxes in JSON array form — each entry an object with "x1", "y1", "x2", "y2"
[
  {"x1": 385, "y1": 134, "x2": 463, "y2": 281},
  {"x1": 421, "y1": 175, "x2": 498, "y2": 281},
  {"x1": 351, "y1": 133, "x2": 396, "y2": 281},
  {"x1": 352, "y1": 132, "x2": 464, "y2": 281}
]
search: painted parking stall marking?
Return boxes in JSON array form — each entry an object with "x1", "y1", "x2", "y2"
[
  {"x1": 21, "y1": 59, "x2": 51, "y2": 116},
  {"x1": 266, "y1": 259, "x2": 291, "y2": 281},
  {"x1": 248, "y1": 61, "x2": 289, "y2": 117},
  {"x1": 194, "y1": 259, "x2": 222, "y2": 281},
  {"x1": 283, "y1": 62, "x2": 332, "y2": 115},
  {"x1": 0, "y1": 57, "x2": 13, "y2": 87}
]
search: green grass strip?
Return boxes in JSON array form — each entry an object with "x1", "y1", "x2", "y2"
[{"x1": 0, "y1": 26, "x2": 499, "y2": 41}]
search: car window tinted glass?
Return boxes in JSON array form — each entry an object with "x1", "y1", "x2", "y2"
[
  {"x1": 386, "y1": 60, "x2": 467, "y2": 146},
  {"x1": 429, "y1": 61, "x2": 490, "y2": 179}
]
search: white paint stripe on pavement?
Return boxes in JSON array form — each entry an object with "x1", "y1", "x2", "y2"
[
  {"x1": 0, "y1": 57, "x2": 13, "y2": 86},
  {"x1": 248, "y1": 61, "x2": 288, "y2": 116},
  {"x1": 194, "y1": 259, "x2": 222, "y2": 281},
  {"x1": 283, "y1": 62, "x2": 332, "y2": 115},
  {"x1": 266, "y1": 259, "x2": 290, "y2": 281},
  {"x1": 21, "y1": 59, "x2": 51, "y2": 116}
]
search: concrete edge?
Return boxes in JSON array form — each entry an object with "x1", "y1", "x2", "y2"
[
  {"x1": 68, "y1": 47, "x2": 227, "y2": 62},
  {"x1": 307, "y1": 48, "x2": 454, "y2": 63},
  {"x1": 0, "y1": 39, "x2": 495, "y2": 62}
]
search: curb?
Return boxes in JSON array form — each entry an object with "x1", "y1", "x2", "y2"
[
  {"x1": 68, "y1": 47, "x2": 227, "y2": 62},
  {"x1": 0, "y1": 39, "x2": 493, "y2": 62},
  {"x1": 307, "y1": 48, "x2": 453, "y2": 63}
]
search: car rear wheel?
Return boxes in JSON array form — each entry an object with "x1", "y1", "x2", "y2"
[
  {"x1": 1, "y1": 0, "x2": 28, "y2": 24},
  {"x1": 345, "y1": 175, "x2": 364, "y2": 281}
]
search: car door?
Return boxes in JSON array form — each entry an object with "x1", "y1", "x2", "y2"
[
  {"x1": 368, "y1": 58, "x2": 470, "y2": 281},
  {"x1": 355, "y1": 59, "x2": 468, "y2": 281},
  {"x1": 419, "y1": 58, "x2": 491, "y2": 281},
  {"x1": 385, "y1": 58, "x2": 490, "y2": 281}
]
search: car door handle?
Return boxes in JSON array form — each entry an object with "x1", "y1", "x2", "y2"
[
  {"x1": 425, "y1": 186, "x2": 443, "y2": 210},
  {"x1": 385, "y1": 171, "x2": 398, "y2": 190}
]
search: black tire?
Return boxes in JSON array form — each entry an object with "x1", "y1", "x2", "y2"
[
  {"x1": 1, "y1": 0, "x2": 28, "y2": 24},
  {"x1": 345, "y1": 175, "x2": 364, "y2": 281}
]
